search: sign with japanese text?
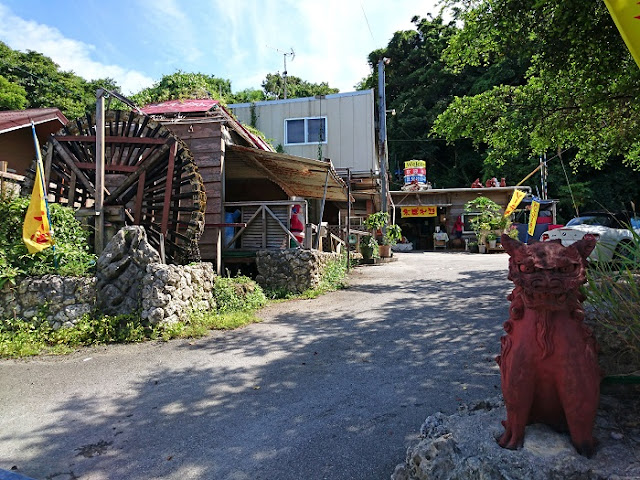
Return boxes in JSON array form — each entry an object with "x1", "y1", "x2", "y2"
[
  {"x1": 527, "y1": 197, "x2": 540, "y2": 236},
  {"x1": 401, "y1": 205, "x2": 437, "y2": 218},
  {"x1": 504, "y1": 189, "x2": 527, "y2": 217},
  {"x1": 404, "y1": 160, "x2": 426, "y2": 169}
]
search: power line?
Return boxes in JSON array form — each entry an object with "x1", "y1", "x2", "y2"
[{"x1": 360, "y1": 3, "x2": 375, "y2": 41}]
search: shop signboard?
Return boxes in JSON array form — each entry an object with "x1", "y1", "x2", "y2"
[{"x1": 401, "y1": 205, "x2": 437, "y2": 218}]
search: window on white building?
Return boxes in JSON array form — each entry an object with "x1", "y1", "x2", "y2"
[{"x1": 285, "y1": 117, "x2": 327, "y2": 145}]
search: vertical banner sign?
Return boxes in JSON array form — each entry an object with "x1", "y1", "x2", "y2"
[
  {"x1": 23, "y1": 124, "x2": 54, "y2": 254},
  {"x1": 604, "y1": 0, "x2": 640, "y2": 69},
  {"x1": 527, "y1": 197, "x2": 541, "y2": 236},
  {"x1": 503, "y1": 190, "x2": 527, "y2": 217}
]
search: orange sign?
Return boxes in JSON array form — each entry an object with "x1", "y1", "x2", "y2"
[{"x1": 401, "y1": 206, "x2": 437, "y2": 218}]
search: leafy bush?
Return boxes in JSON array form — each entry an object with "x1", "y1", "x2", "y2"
[
  {"x1": 0, "y1": 194, "x2": 95, "y2": 285},
  {"x1": 214, "y1": 275, "x2": 267, "y2": 313}
]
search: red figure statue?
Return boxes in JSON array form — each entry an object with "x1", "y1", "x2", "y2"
[
  {"x1": 471, "y1": 178, "x2": 483, "y2": 188},
  {"x1": 497, "y1": 234, "x2": 600, "y2": 457}
]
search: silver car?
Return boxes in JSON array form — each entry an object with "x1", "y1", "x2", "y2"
[{"x1": 541, "y1": 212, "x2": 640, "y2": 262}]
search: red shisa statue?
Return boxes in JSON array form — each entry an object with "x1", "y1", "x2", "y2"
[{"x1": 497, "y1": 234, "x2": 601, "y2": 457}]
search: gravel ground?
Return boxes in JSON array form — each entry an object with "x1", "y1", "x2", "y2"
[{"x1": 0, "y1": 251, "x2": 511, "y2": 480}]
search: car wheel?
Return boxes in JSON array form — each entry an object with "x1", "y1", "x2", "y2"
[{"x1": 614, "y1": 240, "x2": 639, "y2": 266}]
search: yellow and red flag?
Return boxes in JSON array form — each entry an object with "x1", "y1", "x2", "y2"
[
  {"x1": 503, "y1": 189, "x2": 527, "y2": 217},
  {"x1": 23, "y1": 124, "x2": 54, "y2": 254},
  {"x1": 604, "y1": 0, "x2": 640, "y2": 69},
  {"x1": 527, "y1": 197, "x2": 541, "y2": 237}
]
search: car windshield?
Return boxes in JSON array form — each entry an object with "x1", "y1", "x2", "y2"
[{"x1": 566, "y1": 216, "x2": 611, "y2": 227}]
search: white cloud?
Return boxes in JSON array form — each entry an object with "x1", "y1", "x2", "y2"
[
  {"x1": 216, "y1": 0, "x2": 440, "y2": 93},
  {"x1": 0, "y1": 3, "x2": 154, "y2": 94},
  {"x1": 138, "y1": 0, "x2": 203, "y2": 65}
]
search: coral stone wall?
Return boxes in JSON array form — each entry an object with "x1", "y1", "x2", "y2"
[
  {"x1": 141, "y1": 263, "x2": 216, "y2": 325},
  {"x1": 256, "y1": 250, "x2": 342, "y2": 294},
  {"x1": 0, "y1": 275, "x2": 96, "y2": 328}
]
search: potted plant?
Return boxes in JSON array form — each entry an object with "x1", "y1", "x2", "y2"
[
  {"x1": 364, "y1": 212, "x2": 401, "y2": 258},
  {"x1": 486, "y1": 232, "x2": 498, "y2": 249},
  {"x1": 359, "y1": 234, "x2": 379, "y2": 260},
  {"x1": 464, "y1": 196, "x2": 513, "y2": 247}
]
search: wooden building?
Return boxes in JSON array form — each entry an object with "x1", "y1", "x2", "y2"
[
  {"x1": 390, "y1": 186, "x2": 532, "y2": 250},
  {"x1": 228, "y1": 90, "x2": 383, "y2": 221},
  {"x1": 142, "y1": 99, "x2": 349, "y2": 272},
  {"x1": 0, "y1": 108, "x2": 68, "y2": 176}
]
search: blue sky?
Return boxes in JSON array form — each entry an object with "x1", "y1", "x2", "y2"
[{"x1": 0, "y1": 0, "x2": 444, "y2": 96}]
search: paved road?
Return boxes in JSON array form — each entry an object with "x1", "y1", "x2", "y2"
[{"x1": 0, "y1": 251, "x2": 511, "y2": 480}]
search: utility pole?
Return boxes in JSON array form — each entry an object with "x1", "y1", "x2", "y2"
[{"x1": 377, "y1": 58, "x2": 390, "y2": 216}]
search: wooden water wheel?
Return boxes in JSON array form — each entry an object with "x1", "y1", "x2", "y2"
[{"x1": 36, "y1": 111, "x2": 206, "y2": 264}]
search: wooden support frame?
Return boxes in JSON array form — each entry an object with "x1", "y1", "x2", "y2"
[
  {"x1": 161, "y1": 142, "x2": 177, "y2": 235},
  {"x1": 223, "y1": 201, "x2": 304, "y2": 249}
]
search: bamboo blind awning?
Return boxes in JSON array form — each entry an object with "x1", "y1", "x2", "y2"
[{"x1": 226, "y1": 145, "x2": 349, "y2": 202}]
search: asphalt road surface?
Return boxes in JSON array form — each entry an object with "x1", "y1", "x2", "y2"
[{"x1": 0, "y1": 250, "x2": 511, "y2": 480}]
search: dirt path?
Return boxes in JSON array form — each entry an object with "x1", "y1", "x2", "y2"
[{"x1": 0, "y1": 251, "x2": 511, "y2": 480}]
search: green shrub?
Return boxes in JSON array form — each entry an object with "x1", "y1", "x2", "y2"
[
  {"x1": 0, "y1": 195, "x2": 96, "y2": 285},
  {"x1": 214, "y1": 275, "x2": 267, "y2": 313}
]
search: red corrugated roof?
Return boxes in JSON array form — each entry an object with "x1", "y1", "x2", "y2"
[
  {"x1": 0, "y1": 108, "x2": 68, "y2": 134},
  {"x1": 141, "y1": 99, "x2": 220, "y2": 115}
]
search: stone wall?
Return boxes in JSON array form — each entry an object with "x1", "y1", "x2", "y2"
[
  {"x1": 141, "y1": 262, "x2": 216, "y2": 325},
  {"x1": 0, "y1": 275, "x2": 96, "y2": 329},
  {"x1": 255, "y1": 249, "x2": 342, "y2": 294},
  {"x1": 1, "y1": 235, "x2": 336, "y2": 327},
  {"x1": 0, "y1": 227, "x2": 217, "y2": 328}
]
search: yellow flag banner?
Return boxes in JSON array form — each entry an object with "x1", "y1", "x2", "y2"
[
  {"x1": 503, "y1": 189, "x2": 527, "y2": 217},
  {"x1": 604, "y1": 0, "x2": 640, "y2": 69},
  {"x1": 23, "y1": 126, "x2": 54, "y2": 254},
  {"x1": 527, "y1": 198, "x2": 540, "y2": 237}
]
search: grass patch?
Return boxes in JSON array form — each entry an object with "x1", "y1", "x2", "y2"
[{"x1": 583, "y1": 228, "x2": 640, "y2": 374}]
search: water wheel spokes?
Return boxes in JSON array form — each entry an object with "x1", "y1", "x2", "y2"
[{"x1": 40, "y1": 111, "x2": 206, "y2": 263}]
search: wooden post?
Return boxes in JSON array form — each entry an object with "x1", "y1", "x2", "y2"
[
  {"x1": 346, "y1": 168, "x2": 351, "y2": 271},
  {"x1": 0, "y1": 161, "x2": 6, "y2": 196},
  {"x1": 95, "y1": 89, "x2": 106, "y2": 255},
  {"x1": 160, "y1": 142, "x2": 177, "y2": 235},
  {"x1": 314, "y1": 169, "x2": 330, "y2": 250}
]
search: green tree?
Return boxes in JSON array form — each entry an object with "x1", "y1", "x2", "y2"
[
  {"x1": 360, "y1": 15, "x2": 528, "y2": 189},
  {"x1": 434, "y1": 0, "x2": 640, "y2": 172},
  {"x1": 261, "y1": 73, "x2": 339, "y2": 99},
  {"x1": 0, "y1": 74, "x2": 27, "y2": 110},
  {"x1": 230, "y1": 88, "x2": 266, "y2": 104},
  {"x1": 0, "y1": 41, "x2": 119, "y2": 119}
]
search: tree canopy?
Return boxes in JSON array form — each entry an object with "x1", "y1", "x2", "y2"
[
  {"x1": 0, "y1": 41, "x2": 118, "y2": 119},
  {"x1": 359, "y1": 15, "x2": 528, "y2": 189},
  {"x1": 359, "y1": 5, "x2": 640, "y2": 216},
  {"x1": 434, "y1": 0, "x2": 640, "y2": 172},
  {"x1": 261, "y1": 73, "x2": 339, "y2": 100}
]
